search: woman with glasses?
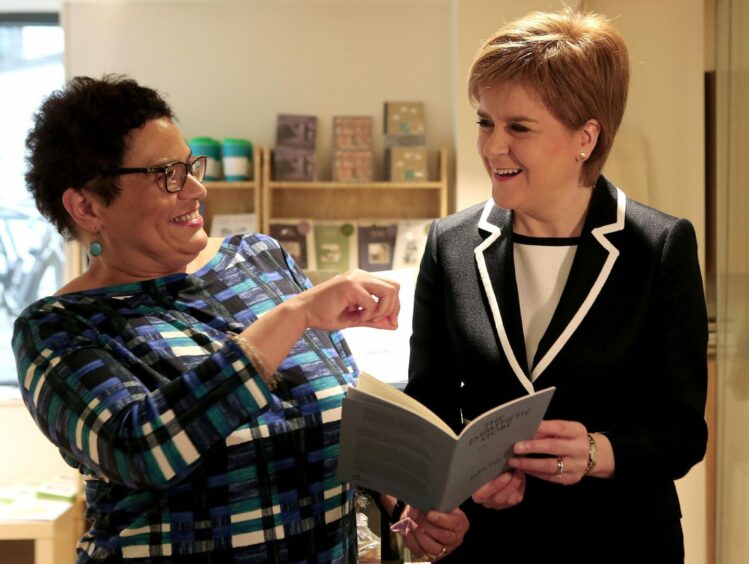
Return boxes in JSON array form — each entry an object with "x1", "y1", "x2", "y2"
[{"x1": 12, "y1": 75, "x2": 466, "y2": 563}]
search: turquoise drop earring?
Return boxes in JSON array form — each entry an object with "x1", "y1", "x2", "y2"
[{"x1": 90, "y1": 240, "x2": 103, "y2": 257}]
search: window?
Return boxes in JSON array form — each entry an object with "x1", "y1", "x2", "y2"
[{"x1": 0, "y1": 14, "x2": 65, "y2": 384}]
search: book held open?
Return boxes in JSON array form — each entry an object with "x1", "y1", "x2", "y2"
[{"x1": 336, "y1": 372, "x2": 555, "y2": 512}]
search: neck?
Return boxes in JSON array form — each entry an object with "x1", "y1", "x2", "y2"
[{"x1": 513, "y1": 184, "x2": 593, "y2": 237}]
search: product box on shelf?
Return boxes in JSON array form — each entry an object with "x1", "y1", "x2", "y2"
[
  {"x1": 269, "y1": 220, "x2": 315, "y2": 270},
  {"x1": 392, "y1": 218, "x2": 432, "y2": 269},
  {"x1": 384, "y1": 101, "x2": 425, "y2": 136},
  {"x1": 385, "y1": 146, "x2": 428, "y2": 182},
  {"x1": 313, "y1": 221, "x2": 358, "y2": 272},
  {"x1": 276, "y1": 114, "x2": 317, "y2": 149},
  {"x1": 332, "y1": 149, "x2": 374, "y2": 182},
  {"x1": 333, "y1": 116, "x2": 373, "y2": 150},
  {"x1": 357, "y1": 222, "x2": 398, "y2": 272},
  {"x1": 273, "y1": 146, "x2": 316, "y2": 181}
]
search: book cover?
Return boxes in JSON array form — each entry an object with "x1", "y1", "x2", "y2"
[
  {"x1": 313, "y1": 221, "x2": 357, "y2": 272},
  {"x1": 269, "y1": 220, "x2": 314, "y2": 270},
  {"x1": 384, "y1": 101, "x2": 425, "y2": 136},
  {"x1": 209, "y1": 213, "x2": 257, "y2": 237},
  {"x1": 337, "y1": 373, "x2": 555, "y2": 513},
  {"x1": 273, "y1": 146, "x2": 316, "y2": 181},
  {"x1": 332, "y1": 150, "x2": 374, "y2": 182},
  {"x1": 357, "y1": 222, "x2": 398, "y2": 272},
  {"x1": 386, "y1": 146, "x2": 428, "y2": 182},
  {"x1": 333, "y1": 116, "x2": 373, "y2": 150},
  {"x1": 392, "y1": 219, "x2": 432, "y2": 269},
  {"x1": 275, "y1": 114, "x2": 317, "y2": 149}
]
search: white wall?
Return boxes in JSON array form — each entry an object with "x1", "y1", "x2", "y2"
[
  {"x1": 715, "y1": 0, "x2": 749, "y2": 562},
  {"x1": 64, "y1": 0, "x2": 454, "y2": 182},
  {"x1": 0, "y1": 0, "x2": 60, "y2": 11}
]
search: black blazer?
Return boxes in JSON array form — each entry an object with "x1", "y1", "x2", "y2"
[{"x1": 405, "y1": 177, "x2": 708, "y2": 562}]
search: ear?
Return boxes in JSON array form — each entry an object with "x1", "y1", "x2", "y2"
[
  {"x1": 62, "y1": 187, "x2": 103, "y2": 235},
  {"x1": 579, "y1": 118, "x2": 601, "y2": 154}
]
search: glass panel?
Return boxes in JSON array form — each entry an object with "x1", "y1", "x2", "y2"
[
  {"x1": 715, "y1": 0, "x2": 749, "y2": 562},
  {"x1": 0, "y1": 19, "x2": 65, "y2": 385}
]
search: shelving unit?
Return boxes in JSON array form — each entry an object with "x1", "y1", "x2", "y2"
[
  {"x1": 202, "y1": 151, "x2": 263, "y2": 235},
  {"x1": 260, "y1": 147, "x2": 448, "y2": 233}
]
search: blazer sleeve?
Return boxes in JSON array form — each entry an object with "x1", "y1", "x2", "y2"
[
  {"x1": 607, "y1": 218, "x2": 708, "y2": 481},
  {"x1": 405, "y1": 219, "x2": 464, "y2": 433}
]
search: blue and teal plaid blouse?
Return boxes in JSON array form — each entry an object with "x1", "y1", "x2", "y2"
[{"x1": 12, "y1": 233, "x2": 359, "y2": 563}]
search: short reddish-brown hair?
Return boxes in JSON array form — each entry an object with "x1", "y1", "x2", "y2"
[{"x1": 468, "y1": 8, "x2": 629, "y2": 185}]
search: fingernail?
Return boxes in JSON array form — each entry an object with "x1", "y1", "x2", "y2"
[
  {"x1": 514, "y1": 442, "x2": 527, "y2": 454},
  {"x1": 508, "y1": 458, "x2": 520, "y2": 468}
]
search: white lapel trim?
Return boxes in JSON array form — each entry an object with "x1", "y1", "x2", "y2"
[
  {"x1": 474, "y1": 200, "x2": 535, "y2": 394},
  {"x1": 531, "y1": 186, "x2": 627, "y2": 381}
]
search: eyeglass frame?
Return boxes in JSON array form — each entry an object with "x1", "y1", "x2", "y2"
[{"x1": 99, "y1": 155, "x2": 208, "y2": 193}]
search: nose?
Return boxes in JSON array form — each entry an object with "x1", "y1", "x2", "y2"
[
  {"x1": 481, "y1": 128, "x2": 510, "y2": 158},
  {"x1": 179, "y1": 173, "x2": 207, "y2": 200}
]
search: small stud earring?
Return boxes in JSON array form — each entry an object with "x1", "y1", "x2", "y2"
[
  {"x1": 90, "y1": 240, "x2": 103, "y2": 257},
  {"x1": 576, "y1": 152, "x2": 587, "y2": 162}
]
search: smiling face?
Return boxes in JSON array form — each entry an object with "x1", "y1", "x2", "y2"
[
  {"x1": 476, "y1": 83, "x2": 598, "y2": 236},
  {"x1": 88, "y1": 117, "x2": 209, "y2": 282}
]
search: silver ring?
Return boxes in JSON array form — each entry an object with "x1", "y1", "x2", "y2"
[{"x1": 556, "y1": 457, "x2": 565, "y2": 479}]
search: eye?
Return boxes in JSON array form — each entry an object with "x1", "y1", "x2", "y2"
[
  {"x1": 164, "y1": 164, "x2": 178, "y2": 181},
  {"x1": 476, "y1": 118, "x2": 494, "y2": 130},
  {"x1": 509, "y1": 123, "x2": 530, "y2": 133}
]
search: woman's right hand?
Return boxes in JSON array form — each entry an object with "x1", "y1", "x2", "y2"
[
  {"x1": 471, "y1": 470, "x2": 526, "y2": 510},
  {"x1": 397, "y1": 504, "x2": 469, "y2": 561},
  {"x1": 240, "y1": 269, "x2": 399, "y2": 377},
  {"x1": 292, "y1": 269, "x2": 400, "y2": 331}
]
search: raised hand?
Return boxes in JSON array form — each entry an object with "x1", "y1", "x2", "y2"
[{"x1": 294, "y1": 269, "x2": 400, "y2": 331}]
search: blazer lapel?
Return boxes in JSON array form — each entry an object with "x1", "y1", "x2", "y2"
[
  {"x1": 474, "y1": 201, "x2": 534, "y2": 394},
  {"x1": 531, "y1": 179, "x2": 627, "y2": 381}
]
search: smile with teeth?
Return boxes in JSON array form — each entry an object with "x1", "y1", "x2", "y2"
[
  {"x1": 494, "y1": 167, "x2": 522, "y2": 177},
  {"x1": 171, "y1": 210, "x2": 200, "y2": 223}
]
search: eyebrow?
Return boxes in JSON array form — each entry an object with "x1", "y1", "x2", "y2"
[
  {"x1": 152, "y1": 151, "x2": 194, "y2": 167},
  {"x1": 476, "y1": 109, "x2": 539, "y2": 123}
]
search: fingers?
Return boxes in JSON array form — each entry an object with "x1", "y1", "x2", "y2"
[
  {"x1": 396, "y1": 506, "x2": 468, "y2": 561},
  {"x1": 357, "y1": 272, "x2": 400, "y2": 325},
  {"x1": 302, "y1": 269, "x2": 400, "y2": 330},
  {"x1": 472, "y1": 471, "x2": 525, "y2": 509},
  {"x1": 509, "y1": 419, "x2": 590, "y2": 484}
]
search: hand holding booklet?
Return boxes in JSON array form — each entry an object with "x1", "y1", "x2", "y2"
[{"x1": 336, "y1": 372, "x2": 555, "y2": 513}]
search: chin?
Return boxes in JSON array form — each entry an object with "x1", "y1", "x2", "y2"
[
  {"x1": 491, "y1": 186, "x2": 522, "y2": 211},
  {"x1": 192, "y1": 228, "x2": 209, "y2": 246}
]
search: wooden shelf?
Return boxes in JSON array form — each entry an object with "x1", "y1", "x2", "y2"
[
  {"x1": 204, "y1": 180, "x2": 256, "y2": 189},
  {"x1": 267, "y1": 181, "x2": 442, "y2": 190},
  {"x1": 261, "y1": 147, "x2": 448, "y2": 232},
  {"x1": 0, "y1": 499, "x2": 84, "y2": 564},
  {"x1": 202, "y1": 154, "x2": 262, "y2": 235}
]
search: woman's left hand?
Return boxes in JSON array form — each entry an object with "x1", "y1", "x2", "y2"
[
  {"x1": 508, "y1": 420, "x2": 592, "y2": 485},
  {"x1": 398, "y1": 504, "x2": 469, "y2": 561}
]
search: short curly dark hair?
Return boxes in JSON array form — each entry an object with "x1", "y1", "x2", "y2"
[{"x1": 25, "y1": 75, "x2": 175, "y2": 239}]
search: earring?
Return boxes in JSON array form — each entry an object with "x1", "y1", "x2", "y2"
[
  {"x1": 576, "y1": 152, "x2": 587, "y2": 162},
  {"x1": 90, "y1": 240, "x2": 103, "y2": 257}
]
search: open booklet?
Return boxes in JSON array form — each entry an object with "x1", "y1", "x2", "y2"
[{"x1": 336, "y1": 372, "x2": 555, "y2": 512}]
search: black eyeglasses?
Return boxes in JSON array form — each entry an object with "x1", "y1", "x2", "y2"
[{"x1": 100, "y1": 156, "x2": 208, "y2": 193}]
